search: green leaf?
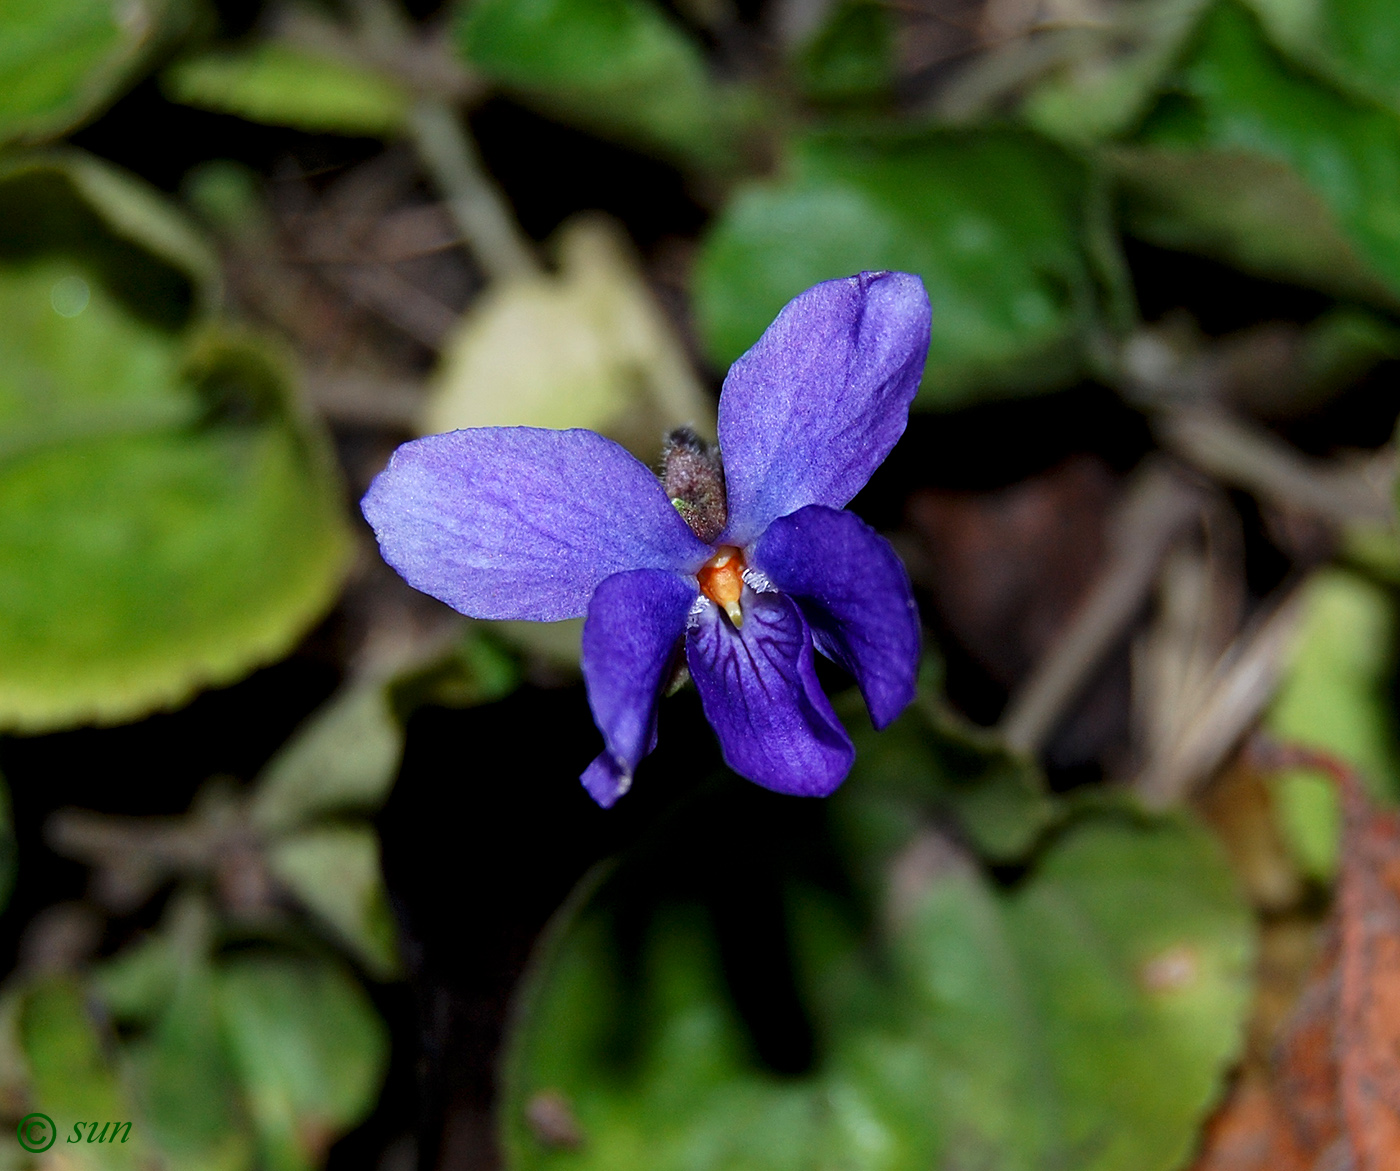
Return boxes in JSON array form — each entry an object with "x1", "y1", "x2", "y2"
[
  {"x1": 1244, "y1": 0, "x2": 1400, "y2": 116},
  {"x1": 503, "y1": 787, "x2": 1253, "y2": 1170},
  {"x1": 162, "y1": 43, "x2": 413, "y2": 137},
  {"x1": 0, "y1": 294, "x2": 353, "y2": 730},
  {"x1": 216, "y1": 955, "x2": 388, "y2": 1171},
  {"x1": 426, "y1": 215, "x2": 716, "y2": 459},
  {"x1": 1021, "y1": 0, "x2": 1214, "y2": 145},
  {"x1": 1116, "y1": 0, "x2": 1400, "y2": 306},
  {"x1": 127, "y1": 954, "x2": 253, "y2": 1171},
  {"x1": 251, "y1": 684, "x2": 404, "y2": 834},
  {"x1": 456, "y1": 0, "x2": 757, "y2": 169},
  {"x1": 694, "y1": 129, "x2": 1114, "y2": 407},
  {"x1": 19, "y1": 976, "x2": 139, "y2": 1169},
  {"x1": 0, "y1": 151, "x2": 220, "y2": 318},
  {"x1": 792, "y1": 1, "x2": 895, "y2": 107},
  {"x1": 267, "y1": 826, "x2": 401, "y2": 978},
  {"x1": 838, "y1": 691, "x2": 1055, "y2": 865},
  {"x1": 1264, "y1": 568, "x2": 1400, "y2": 879},
  {"x1": 0, "y1": 159, "x2": 351, "y2": 730},
  {"x1": 0, "y1": 0, "x2": 188, "y2": 145}
]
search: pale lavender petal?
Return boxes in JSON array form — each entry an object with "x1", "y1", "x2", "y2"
[
  {"x1": 755, "y1": 505, "x2": 919, "y2": 729},
  {"x1": 686, "y1": 590, "x2": 854, "y2": 796},
  {"x1": 717, "y1": 272, "x2": 931, "y2": 546},
  {"x1": 580, "y1": 569, "x2": 696, "y2": 807},
  {"x1": 362, "y1": 427, "x2": 710, "y2": 621}
]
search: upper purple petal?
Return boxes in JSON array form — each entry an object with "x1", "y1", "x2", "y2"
[
  {"x1": 754, "y1": 505, "x2": 919, "y2": 729},
  {"x1": 716, "y1": 272, "x2": 931, "y2": 546},
  {"x1": 686, "y1": 590, "x2": 854, "y2": 796},
  {"x1": 580, "y1": 569, "x2": 696, "y2": 808},
  {"x1": 361, "y1": 427, "x2": 710, "y2": 621}
]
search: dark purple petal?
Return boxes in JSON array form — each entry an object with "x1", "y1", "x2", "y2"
[
  {"x1": 580, "y1": 569, "x2": 696, "y2": 807},
  {"x1": 717, "y1": 272, "x2": 931, "y2": 546},
  {"x1": 686, "y1": 590, "x2": 854, "y2": 796},
  {"x1": 755, "y1": 505, "x2": 919, "y2": 729},
  {"x1": 362, "y1": 427, "x2": 710, "y2": 621}
]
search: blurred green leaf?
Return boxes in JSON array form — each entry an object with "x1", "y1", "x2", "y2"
[
  {"x1": 267, "y1": 827, "x2": 401, "y2": 979},
  {"x1": 456, "y1": 0, "x2": 757, "y2": 169},
  {"x1": 0, "y1": 0, "x2": 188, "y2": 145},
  {"x1": 793, "y1": 0, "x2": 895, "y2": 107},
  {"x1": 1245, "y1": 0, "x2": 1400, "y2": 116},
  {"x1": 1020, "y1": 0, "x2": 1213, "y2": 145},
  {"x1": 0, "y1": 157, "x2": 351, "y2": 730},
  {"x1": 695, "y1": 129, "x2": 1115, "y2": 407},
  {"x1": 127, "y1": 953, "x2": 252, "y2": 1171},
  {"x1": 20, "y1": 976, "x2": 139, "y2": 1169},
  {"x1": 0, "y1": 289, "x2": 353, "y2": 729},
  {"x1": 163, "y1": 43, "x2": 413, "y2": 137},
  {"x1": 0, "y1": 152, "x2": 220, "y2": 317},
  {"x1": 503, "y1": 789, "x2": 1252, "y2": 1170},
  {"x1": 1115, "y1": 1, "x2": 1400, "y2": 306},
  {"x1": 426, "y1": 215, "x2": 715, "y2": 458},
  {"x1": 251, "y1": 685, "x2": 404, "y2": 834},
  {"x1": 216, "y1": 955, "x2": 388, "y2": 1171},
  {"x1": 838, "y1": 691, "x2": 1054, "y2": 865},
  {"x1": 1264, "y1": 568, "x2": 1400, "y2": 879}
]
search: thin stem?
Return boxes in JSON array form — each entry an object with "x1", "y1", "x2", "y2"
[{"x1": 406, "y1": 99, "x2": 541, "y2": 282}]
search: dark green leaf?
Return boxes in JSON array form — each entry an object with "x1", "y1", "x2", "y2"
[
  {"x1": 502, "y1": 786, "x2": 1253, "y2": 1170},
  {"x1": 793, "y1": 1, "x2": 895, "y2": 107},
  {"x1": 695, "y1": 130, "x2": 1115, "y2": 407},
  {"x1": 1117, "y1": 1, "x2": 1400, "y2": 306},
  {"x1": 1245, "y1": 0, "x2": 1400, "y2": 116},
  {"x1": 0, "y1": 0, "x2": 190, "y2": 145},
  {"x1": 456, "y1": 0, "x2": 757, "y2": 169},
  {"x1": 216, "y1": 956, "x2": 388, "y2": 1171}
]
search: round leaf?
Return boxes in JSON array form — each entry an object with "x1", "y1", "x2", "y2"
[{"x1": 695, "y1": 130, "x2": 1113, "y2": 407}]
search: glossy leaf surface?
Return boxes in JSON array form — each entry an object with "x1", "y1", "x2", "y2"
[
  {"x1": 503, "y1": 772, "x2": 1253, "y2": 1170},
  {"x1": 1118, "y1": 1, "x2": 1400, "y2": 305},
  {"x1": 695, "y1": 131, "x2": 1109, "y2": 406}
]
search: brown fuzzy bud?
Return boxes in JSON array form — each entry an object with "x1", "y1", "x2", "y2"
[{"x1": 662, "y1": 427, "x2": 727, "y2": 544}]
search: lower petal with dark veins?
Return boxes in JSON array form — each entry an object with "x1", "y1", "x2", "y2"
[{"x1": 686, "y1": 589, "x2": 854, "y2": 797}]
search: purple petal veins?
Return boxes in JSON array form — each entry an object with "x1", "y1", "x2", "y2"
[
  {"x1": 361, "y1": 272, "x2": 932, "y2": 806},
  {"x1": 755, "y1": 504, "x2": 920, "y2": 729},
  {"x1": 717, "y1": 271, "x2": 932, "y2": 546},
  {"x1": 580, "y1": 570, "x2": 696, "y2": 807},
  {"x1": 361, "y1": 427, "x2": 710, "y2": 621},
  {"x1": 686, "y1": 589, "x2": 855, "y2": 797}
]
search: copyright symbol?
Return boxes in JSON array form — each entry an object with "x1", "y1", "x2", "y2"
[{"x1": 17, "y1": 1113, "x2": 54, "y2": 1153}]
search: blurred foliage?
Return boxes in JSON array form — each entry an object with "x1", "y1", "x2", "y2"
[
  {"x1": 503, "y1": 698, "x2": 1253, "y2": 1170},
  {"x1": 0, "y1": 155, "x2": 350, "y2": 731},
  {"x1": 456, "y1": 0, "x2": 760, "y2": 169},
  {"x1": 0, "y1": 0, "x2": 195, "y2": 146},
  {"x1": 6, "y1": 0, "x2": 1400, "y2": 1167},
  {"x1": 696, "y1": 129, "x2": 1120, "y2": 407},
  {"x1": 163, "y1": 44, "x2": 414, "y2": 137}
]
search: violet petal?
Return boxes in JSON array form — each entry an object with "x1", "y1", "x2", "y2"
[
  {"x1": 717, "y1": 272, "x2": 931, "y2": 546},
  {"x1": 579, "y1": 569, "x2": 696, "y2": 807},
  {"x1": 361, "y1": 427, "x2": 710, "y2": 621},
  {"x1": 686, "y1": 590, "x2": 854, "y2": 796},
  {"x1": 755, "y1": 504, "x2": 919, "y2": 728}
]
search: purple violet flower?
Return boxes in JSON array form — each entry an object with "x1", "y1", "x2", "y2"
[{"x1": 362, "y1": 271, "x2": 931, "y2": 806}]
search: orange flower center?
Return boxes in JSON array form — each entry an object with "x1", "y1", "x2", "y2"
[{"x1": 697, "y1": 546, "x2": 746, "y2": 627}]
